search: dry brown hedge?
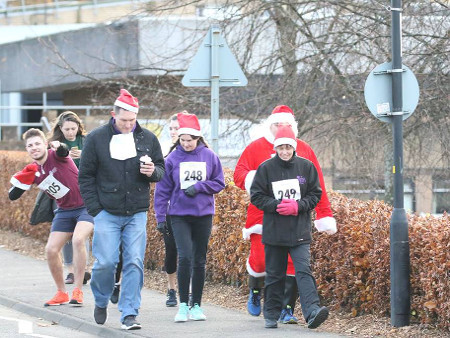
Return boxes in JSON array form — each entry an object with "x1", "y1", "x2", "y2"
[{"x1": 1, "y1": 151, "x2": 449, "y2": 330}]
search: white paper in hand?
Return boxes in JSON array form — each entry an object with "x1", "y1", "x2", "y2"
[{"x1": 110, "y1": 133, "x2": 137, "y2": 160}]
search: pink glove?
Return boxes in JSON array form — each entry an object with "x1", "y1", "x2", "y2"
[{"x1": 276, "y1": 199, "x2": 298, "y2": 216}]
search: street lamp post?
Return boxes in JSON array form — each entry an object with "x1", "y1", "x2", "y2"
[{"x1": 389, "y1": 0, "x2": 410, "y2": 327}]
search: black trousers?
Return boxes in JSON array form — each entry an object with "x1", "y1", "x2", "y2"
[
  {"x1": 248, "y1": 275, "x2": 298, "y2": 311},
  {"x1": 171, "y1": 215, "x2": 212, "y2": 306},
  {"x1": 162, "y1": 216, "x2": 178, "y2": 275},
  {"x1": 263, "y1": 243, "x2": 320, "y2": 321}
]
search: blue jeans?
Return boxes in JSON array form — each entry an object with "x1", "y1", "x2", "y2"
[{"x1": 90, "y1": 210, "x2": 147, "y2": 322}]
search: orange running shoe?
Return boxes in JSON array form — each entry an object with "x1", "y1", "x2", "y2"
[
  {"x1": 69, "y1": 287, "x2": 84, "y2": 306},
  {"x1": 44, "y1": 290, "x2": 69, "y2": 306}
]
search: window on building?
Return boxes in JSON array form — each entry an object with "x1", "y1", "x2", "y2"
[
  {"x1": 432, "y1": 176, "x2": 450, "y2": 215},
  {"x1": 196, "y1": 5, "x2": 240, "y2": 19},
  {"x1": 333, "y1": 176, "x2": 415, "y2": 212},
  {"x1": 196, "y1": 6, "x2": 204, "y2": 17},
  {"x1": 333, "y1": 177, "x2": 385, "y2": 201}
]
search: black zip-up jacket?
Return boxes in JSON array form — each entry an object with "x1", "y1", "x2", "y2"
[
  {"x1": 250, "y1": 153, "x2": 322, "y2": 246},
  {"x1": 78, "y1": 118, "x2": 165, "y2": 217}
]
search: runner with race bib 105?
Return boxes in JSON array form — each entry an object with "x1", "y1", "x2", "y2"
[{"x1": 8, "y1": 128, "x2": 94, "y2": 308}]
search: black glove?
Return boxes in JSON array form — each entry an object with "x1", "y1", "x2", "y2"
[
  {"x1": 157, "y1": 221, "x2": 169, "y2": 236},
  {"x1": 184, "y1": 185, "x2": 197, "y2": 197}
]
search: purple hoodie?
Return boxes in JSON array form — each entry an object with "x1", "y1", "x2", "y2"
[{"x1": 154, "y1": 144, "x2": 225, "y2": 222}]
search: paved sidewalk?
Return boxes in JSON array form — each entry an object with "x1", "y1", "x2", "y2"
[{"x1": 0, "y1": 247, "x2": 341, "y2": 337}]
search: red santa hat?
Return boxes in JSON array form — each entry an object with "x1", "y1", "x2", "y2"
[
  {"x1": 266, "y1": 105, "x2": 296, "y2": 127},
  {"x1": 114, "y1": 89, "x2": 139, "y2": 113},
  {"x1": 10, "y1": 163, "x2": 39, "y2": 190},
  {"x1": 177, "y1": 112, "x2": 202, "y2": 137},
  {"x1": 273, "y1": 125, "x2": 297, "y2": 149}
]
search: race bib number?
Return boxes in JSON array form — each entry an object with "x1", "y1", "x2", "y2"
[
  {"x1": 272, "y1": 179, "x2": 301, "y2": 201},
  {"x1": 37, "y1": 174, "x2": 70, "y2": 199},
  {"x1": 179, "y1": 162, "x2": 206, "y2": 190}
]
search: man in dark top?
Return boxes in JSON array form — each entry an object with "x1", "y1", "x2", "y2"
[
  {"x1": 250, "y1": 125, "x2": 329, "y2": 330},
  {"x1": 78, "y1": 89, "x2": 165, "y2": 330}
]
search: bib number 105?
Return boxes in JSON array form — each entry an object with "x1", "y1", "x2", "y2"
[
  {"x1": 46, "y1": 182, "x2": 61, "y2": 194},
  {"x1": 37, "y1": 174, "x2": 70, "y2": 199}
]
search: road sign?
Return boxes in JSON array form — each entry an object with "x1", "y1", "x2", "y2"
[
  {"x1": 181, "y1": 25, "x2": 248, "y2": 154},
  {"x1": 182, "y1": 27, "x2": 248, "y2": 87},
  {"x1": 364, "y1": 62, "x2": 419, "y2": 123}
]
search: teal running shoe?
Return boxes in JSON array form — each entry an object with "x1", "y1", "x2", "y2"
[
  {"x1": 174, "y1": 302, "x2": 189, "y2": 322},
  {"x1": 189, "y1": 303, "x2": 206, "y2": 321}
]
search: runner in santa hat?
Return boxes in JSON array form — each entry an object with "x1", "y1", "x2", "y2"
[
  {"x1": 234, "y1": 105, "x2": 336, "y2": 322},
  {"x1": 78, "y1": 88, "x2": 165, "y2": 330},
  {"x1": 250, "y1": 124, "x2": 329, "y2": 329},
  {"x1": 154, "y1": 112, "x2": 225, "y2": 323}
]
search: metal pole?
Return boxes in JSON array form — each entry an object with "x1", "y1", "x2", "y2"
[
  {"x1": 390, "y1": 0, "x2": 410, "y2": 327},
  {"x1": 43, "y1": 92, "x2": 47, "y2": 112},
  {"x1": 210, "y1": 25, "x2": 221, "y2": 154},
  {"x1": 0, "y1": 79, "x2": 2, "y2": 140}
]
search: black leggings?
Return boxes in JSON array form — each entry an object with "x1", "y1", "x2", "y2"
[
  {"x1": 163, "y1": 216, "x2": 177, "y2": 274},
  {"x1": 171, "y1": 215, "x2": 213, "y2": 306}
]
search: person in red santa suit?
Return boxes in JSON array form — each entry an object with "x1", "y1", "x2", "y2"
[{"x1": 233, "y1": 105, "x2": 337, "y2": 322}]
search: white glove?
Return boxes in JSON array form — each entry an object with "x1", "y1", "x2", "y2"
[{"x1": 314, "y1": 216, "x2": 337, "y2": 235}]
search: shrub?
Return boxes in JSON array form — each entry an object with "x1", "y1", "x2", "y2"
[{"x1": 1, "y1": 151, "x2": 449, "y2": 330}]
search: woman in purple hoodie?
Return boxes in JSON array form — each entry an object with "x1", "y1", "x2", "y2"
[{"x1": 154, "y1": 112, "x2": 225, "y2": 323}]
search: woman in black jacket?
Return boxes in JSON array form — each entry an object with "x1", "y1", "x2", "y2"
[{"x1": 250, "y1": 125, "x2": 329, "y2": 330}]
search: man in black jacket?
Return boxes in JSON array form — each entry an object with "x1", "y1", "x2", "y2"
[
  {"x1": 78, "y1": 89, "x2": 165, "y2": 330},
  {"x1": 250, "y1": 125, "x2": 329, "y2": 330}
]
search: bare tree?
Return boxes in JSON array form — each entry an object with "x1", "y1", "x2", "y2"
[{"x1": 37, "y1": 0, "x2": 449, "y2": 208}]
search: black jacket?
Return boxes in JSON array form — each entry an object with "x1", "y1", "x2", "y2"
[
  {"x1": 250, "y1": 153, "x2": 322, "y2": 246},
  {"x1": 78, "y1": 118, "x2": 165, "y2": 217}
]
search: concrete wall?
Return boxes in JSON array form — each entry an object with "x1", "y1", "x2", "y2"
[{"x1": 0, "y1": 20, "x2": 140, "y2": 92}]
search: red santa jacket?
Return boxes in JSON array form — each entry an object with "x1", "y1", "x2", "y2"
[{"x1": 234, "y1": 137, "x2": 333, "y2": 231}]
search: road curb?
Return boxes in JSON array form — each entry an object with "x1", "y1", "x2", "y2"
[{"x1": 0, "y1": 294, "x2": 129, "y2": 337}]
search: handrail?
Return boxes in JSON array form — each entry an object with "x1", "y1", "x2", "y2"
[
  {"x1": 40, "y1": 116, "x2": 51, "y2": 131},
  {"x1": 0, "y1": 105, "x2": 112, "y2": 116},
  {"x1": 0, "y1": 105, "x2": 155, "y2": 117},
  {"x1": 0, "y1": 104, "x2": 157, "y2": 140}
]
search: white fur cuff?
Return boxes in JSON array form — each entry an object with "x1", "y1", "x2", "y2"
[
  {"x1": 242, "y1": 224, "x2": 263, "y2": 240},
  {"x1": 246, "y1": 258, "x2": 266, "y2": 277},
  {"x1": 244, "y1": 170, "x2": 257, "y2": 195},
  {"x1": 10, "y1": 177, "x2": 32, "y2": 191}
]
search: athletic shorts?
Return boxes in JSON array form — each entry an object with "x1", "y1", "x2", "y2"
[{"x1": 51, "y1": 207, "x2": 94, "y2": 233}]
